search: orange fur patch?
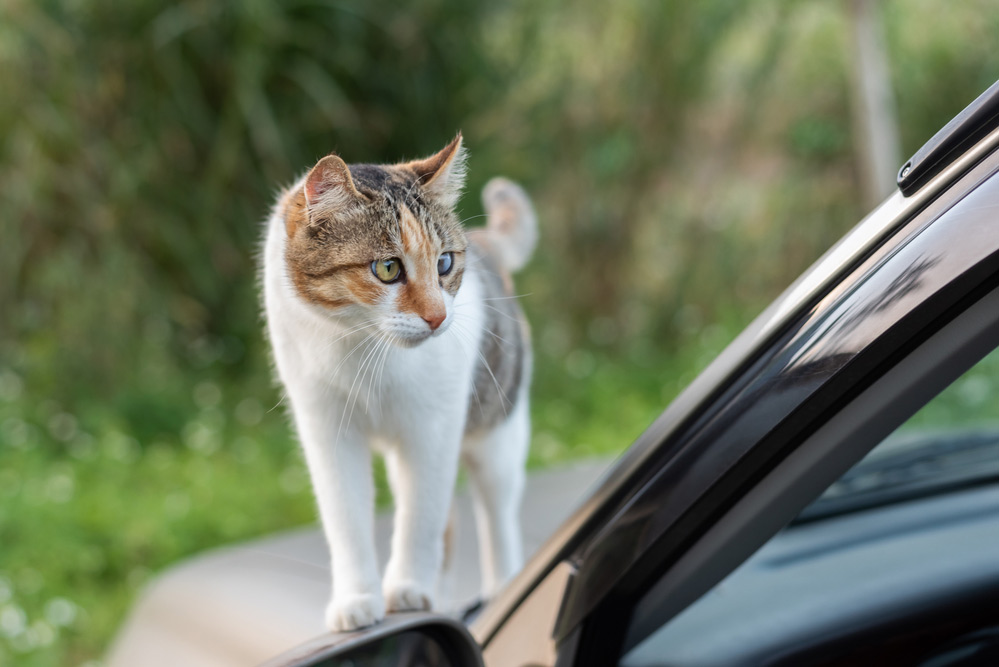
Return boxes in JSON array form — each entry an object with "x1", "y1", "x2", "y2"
[
  {"x1": 289, "y1": 269, "x2": 351, "y2": 309},
  {"x1": 398, "y1": 205, "x2": 436, "y2": 262},
  {"x1": 343, "y1": 268, "x2": 383, "y2": 305},
  {"x1": 399, "y1": 280, "x2": 446, "y2": 323},
  {"x1": 282, "y1": 187, "x2": 308, "y2": 238},
  {"x1": 396, "y1": 205, "x2": 445, "y2": 321}
]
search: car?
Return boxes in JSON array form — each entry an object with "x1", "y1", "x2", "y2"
[{"x1": 108, "y1": 79, "x2": 999, "y2": 667}]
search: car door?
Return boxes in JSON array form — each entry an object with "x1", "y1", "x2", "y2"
[{"x1": 473, "y1": 82, "x2": 999, "y2": 666}]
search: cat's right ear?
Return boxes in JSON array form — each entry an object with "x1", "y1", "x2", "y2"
[{"x1": 303, "y1": 155, "x2": 368, "y2": 219}]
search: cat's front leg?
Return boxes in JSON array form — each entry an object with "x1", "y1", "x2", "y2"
[
  {"x1": 382, "y1": 422, "x2": 463, "y2": 613},
  {"x1": 294, "y1": 403, "x2": 384, "y2": 632}
]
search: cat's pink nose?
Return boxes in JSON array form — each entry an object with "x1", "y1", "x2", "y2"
[{"x1": 423, "y1": 312, "x2": 446, "y2": 331}]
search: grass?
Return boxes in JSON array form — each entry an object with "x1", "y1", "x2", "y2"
[
  {"x1": 0, "y1": 381, "x2": 315, "y2": 666},
  {"x1": 900, "y1": 344, "x2": 999, "y2": 435}
]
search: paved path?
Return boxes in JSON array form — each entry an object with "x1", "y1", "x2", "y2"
[{"x1": 106, "y1": 458, "x2": 614, "y2": 667}]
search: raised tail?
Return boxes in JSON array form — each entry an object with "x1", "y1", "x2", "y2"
[{"x1": 480, "y1": 177, "x2": 537, "y2": 273}]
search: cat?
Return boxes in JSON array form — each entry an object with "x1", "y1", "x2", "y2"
[{"x1": 261, "y1": 134, "x2": 536, "y2": 632}]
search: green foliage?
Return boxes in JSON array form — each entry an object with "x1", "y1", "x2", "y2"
[
  {"x1": 901, "y1": 346, "x2": 999, "y2": 434},
  {"x1": 3, "y1": 0, "x2": 999, "y2": 664},
  {"x1": 0, "y1": 384, "x2": 316, "y2": 664},
  {"x1": 885, "y1": 0, "x2": 999, "y2": 156}
]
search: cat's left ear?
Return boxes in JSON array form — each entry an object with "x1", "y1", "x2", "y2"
[{"x1": 401, "y1": 133, "x2": 467, "y2": 208}]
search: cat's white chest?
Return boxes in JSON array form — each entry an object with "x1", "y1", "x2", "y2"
[{"x1": 279, "y1": 288, "x2": 482, "y2": 441}]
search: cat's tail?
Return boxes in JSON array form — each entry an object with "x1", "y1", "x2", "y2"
[{"x1": 480, "y1": 177, "x2": 538, "y2": 273}]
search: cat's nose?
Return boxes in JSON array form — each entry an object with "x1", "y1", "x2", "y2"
[{"x1": 423, "y1": 311, "x2": 446, "y2": 331}]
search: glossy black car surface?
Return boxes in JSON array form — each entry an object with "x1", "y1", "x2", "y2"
[{"x1": 272, "y1": 81, "x2": 999, "y2": 666}]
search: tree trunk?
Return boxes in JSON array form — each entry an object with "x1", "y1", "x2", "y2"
[{"x1": 847, "y1": 0, "x2": 902, "y2": 209}]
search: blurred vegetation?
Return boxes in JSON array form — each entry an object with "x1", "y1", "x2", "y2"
[{"x1": 2, "y1": 0, "x2": 999, "y2": 664}]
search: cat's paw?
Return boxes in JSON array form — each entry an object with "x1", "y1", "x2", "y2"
[
  {"x1": 325, "y1": 593, "x2": 385, "y2": 632},
  {"x1": 384, "y1": 580, "x2": 434, "y2": 613}
]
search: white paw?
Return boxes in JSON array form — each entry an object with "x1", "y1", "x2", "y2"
[
  {"x1": 384, "y1": 580, "x2": 434, "y2": 613},
  {"x1": 325, "y1": 593, "x2": 385, "y2": 632}
]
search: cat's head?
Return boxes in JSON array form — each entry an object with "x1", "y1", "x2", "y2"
[{"x1": 283, "y1": 134, "x2": 468, "y2": 347}]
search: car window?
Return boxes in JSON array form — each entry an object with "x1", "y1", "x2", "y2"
[{"x1": 620, "y1": 344, "x2": 999, "y2": 667}]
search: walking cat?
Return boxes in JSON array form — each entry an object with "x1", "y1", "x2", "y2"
[{"x1": 261, "y1": 134, "x2": 536, "y2": 631}]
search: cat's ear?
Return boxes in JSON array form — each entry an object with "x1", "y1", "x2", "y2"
[
  {"x1": 401, "y1": 133, "x2": 467, "y2": 208},
  {"x1": 303, "y1": 154, "x2": 368, "y2": 217}
]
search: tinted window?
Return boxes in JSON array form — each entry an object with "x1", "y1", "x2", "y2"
[{"x1": 621, "y1": 346, "x2": 999, "y2": 666}]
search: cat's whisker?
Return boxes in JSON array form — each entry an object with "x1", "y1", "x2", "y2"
[
  {"x1": 326, "y1": 331, "x2": 376, "y2": 384},
  {"x1": 365, "y1": 332, "x2": 394, "y2": 413},
  {"x1": 334, "y1": 341, "x2": 373, "y2": 442},
  {"x1": 365, "y1": 334, "x2": 394, "y2": 412},
  {"x1": 267, "y1": 391, "x2": 288, "y2": 414},
  {"x1": 452, "y1": 301, "x2": 519, "y2": 338},
  {"x1": 456, "y1": 255, "x2": 510, "y2": 282},
  {"x1": 480, "y1": 293, "x2": 532, "y2": 302},
  {"x1": 447, "y1": 321, "x2": 484, "y2": 415},
  {"x1": 374, "y1": 333, "x2": 398, "y2": 414},
  {"x1": 451, "y1": 305, "x2": 515, "y2": 353},
  {"x1": 338, "y1": 334, "x2": 382, "y2": 440},
  {"x1": 402, "y1": 169, "x2": 433, "y2": 202},
  {"x1": 457, "y1": 213, "x2": 489, "y2": 226},
  {"x1": 314, "y1": 328, "x2": 366, "y2": 368},
  {"x1": 363, "y1": 337, "x2": 382, "y2": 413},
  {"x1": 317, "y1": 320, "x2": 381, "y2": 355},
  {"x1": 484, "y1": 327, "x2": 513, "y2": 349},
  {"x1": 325, "y1": 331, "x2": 378, "y2": 401},
  {"x1": 360, "y1": 335, "x2": 386, "y2": 416},
  {"x1": 461, "y1": 253, "x2": 488, "y2": 268},
  {"x1": 453, "y1": 301, "x2": 523, "y2": 327},
  {"x1": 354, "y1": 333, "x2": 386, "y2": 416},
  {"x1": 472, "y1": 349, "x2": 513, "y2": 416},
  {"x1": 482, "y1": 303, "x2": 525, "y2": 325},
  {"x1": 452, "y1": 320, "x2": 511, "y2": 416},
  {"x1": 359, "y1": 336, "x2": 381, "y2": 415}
]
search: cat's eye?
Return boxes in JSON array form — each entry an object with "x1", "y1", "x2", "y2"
[
  {"x1": 372, "y1": 258, "x2": 402, "y2": 283},
  {"x1": 438, "y1": 252, "x2": 454, "y2": 276}
]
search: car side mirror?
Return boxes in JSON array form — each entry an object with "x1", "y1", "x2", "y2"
[{"x1": 260, "y1": 613, "x2": 484, "y2": 667}]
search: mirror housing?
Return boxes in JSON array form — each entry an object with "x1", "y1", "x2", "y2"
[{"x1": 260, "y1": 612, "x2": 484, "y2": 667}]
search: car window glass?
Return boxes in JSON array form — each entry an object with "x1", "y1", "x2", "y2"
[{"x1": 620, "y1": 345, "x2": 999, "y2": 667}]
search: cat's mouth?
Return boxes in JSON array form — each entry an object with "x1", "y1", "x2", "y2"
[
  {"x1": 393, "y1": 333, "x2": 431, "y2": 349},
  {"x1": 386, "y1": 320, "x2": 451, "y2": 348}
]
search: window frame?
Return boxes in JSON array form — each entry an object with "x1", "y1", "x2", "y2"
[{"x1": 557, "y1": 150, "x2": 999, "y2": 664}]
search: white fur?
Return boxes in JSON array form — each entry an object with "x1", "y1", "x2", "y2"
[
  {"x1": 262, "y1": 183, "x2": 528, "y2": 632},
  {"x1": 423, "y1": 145, "x2": 468, "y2": 209}
]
